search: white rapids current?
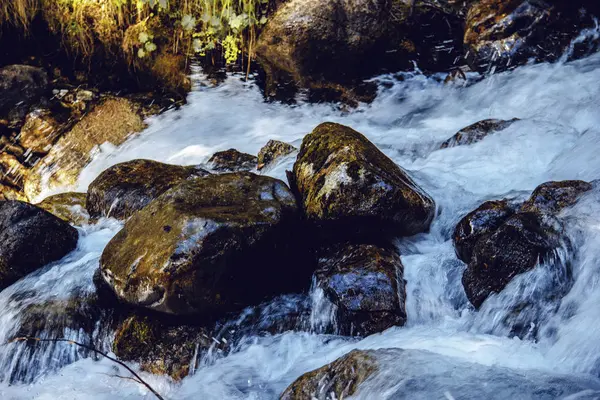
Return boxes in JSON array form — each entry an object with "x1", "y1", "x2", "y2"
[{"x1": 2, "y1": 47, "x2": 600, "y2": 399}]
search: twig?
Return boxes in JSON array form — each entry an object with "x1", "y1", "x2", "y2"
[{"x1": 9, "y1": 337, "x2": 165, "y2": 400}]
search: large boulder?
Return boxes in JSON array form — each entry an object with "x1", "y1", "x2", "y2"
[
  {"x1": 281, "y1": 349, "x2": 379, "y2": 400},
  {"x1": 459, "y1": 180, "x2": 592, "y2": 308},
  {"x1": 0, "y1": 65, "x2": 48, "y2": 115},
  {"x1": 290, "y1": 122, "x2": 435, "y2": 239},
  {"x1": 256, "y1": 0, "x2": 463, "y2": 86},
  {"x1": 99, "y1": 172, "x2": 307, "y2": 316},
  {"x1": 440, "y1": 118, "x2": 519, "y2": 149},
  {"x1": 314, "y1": 242, "x2": 406, "y2": 336},
  {"x1": 24, "y1": 97, "x2": 145, "y2": 200},
  {"x1": 0, "y1": 201, "x2": 78, "y2": 290},
  {"x1": 207, "y1": 149, "x2": 258, "y2": 172},
  {"x1": 86, "y1": 159, "x2": 210, "y2": 220},
  {"x1": 37, "y1": 192, "x2": 89, "y2": 225}
]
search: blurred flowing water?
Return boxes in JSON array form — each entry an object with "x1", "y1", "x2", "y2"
[{"x1": 3, "y1": 48, "x2": 600, "y2": 398}]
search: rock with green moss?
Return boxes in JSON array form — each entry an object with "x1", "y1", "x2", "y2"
[
  {"x1": 280, "y1": 349, "x2": 379, "y2": 400},
  {"x1": 0, "y1": 201, "x2": 78, "y2": 291},
  {"x1": 208, "y1": 149, "x2": 258, "y2": 172},
  {"x1": 37, "y1": 192, "x2": 89, "y2": 225},
  {"x1": 290, "y1": 122, "x2": 435, "y2": 239},
  {"x1": 99, "y1": 172, "x2": 306, "y2": 316},
  {"x1": 315, "y1": 242, "x2": 407, "y2": 336},
  {"x1": 113, "y1": 315, "x2": 211, "y2": 381},
  {"x1": 440, "y1": 118, "x2": 519, "y2": 149},
  {"x1": 257, "y1": 140, "x2": 296, "y2": 171},
  {"x1": 86, "y1": 159, "x2": 210, "y2": 220}
]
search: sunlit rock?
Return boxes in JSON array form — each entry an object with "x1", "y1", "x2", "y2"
[
  {"x1": 100, "y1": 172, "x2": 308, "y2": 316},
  {"x1": 257, "y1": 140, "x2": 296, "y2": 171},
  {"x1": 87, "y1": 159, "x2": 210, "y2": 220},
  {"x1": 440, "y1": 118, "x2": 519, "y2": 149},
  {"x1": 207, "y1": 148, "x2": 258, "y2": 172},
  {"x1": 19, "y1": 109, "x2": 61, "y2": 154},
  {"x1": 314, "y1": 242, "x2": 407, "y2": 336},
  {"x1": 290, "y1": 122, "x2": 435, "y2": 239},
  {"x1": 0, "y1": 201, "x2": 78, "y2": 291},
  {"x1": 37, "y1": 192, "x2": 89, "y2": 225}
]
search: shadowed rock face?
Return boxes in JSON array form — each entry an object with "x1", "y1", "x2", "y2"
[
  {"x1": 280, "y1": 349, "x2": 379, "y2": 400},
  {"x1": 86, "y1": 159, "x2": 210, "y2": 220},
  {"x1": 0, "y1": 65, "x2": 48, "y2": 115},
  {"x1": 0, "y1": 201, "x2": 78, "y2": 290},
  {"x1": 458, "y1": 180, "x2": 593, "y2": 308},
  {"x1": 290, "y1": 122, "x2": 435, "y2": 239},
  {"x1": 37, "y1": 192, "x2": 89, "y2": 225},
  {"x1": 100, "y1": 172, "x2": 308, "y2": 316},
  {"x1": 207, "y1": 149, "x2": 258, "y2": 172},
  {"x1": 315, "y1": 242, "x2": 407, "y2": 336},
  {"x1": 441, "y1": 118, "x2": 519, "y2": 149}
]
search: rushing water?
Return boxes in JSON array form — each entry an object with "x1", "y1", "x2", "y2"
[{"x1": 3, "y1": 48, "x2": 600, "y2": 399}]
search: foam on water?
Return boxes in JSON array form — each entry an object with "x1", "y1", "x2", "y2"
[{"x1": 4, "y1": 52, "x2": 600, "y2": 398}]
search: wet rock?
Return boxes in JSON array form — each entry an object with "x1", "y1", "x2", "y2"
[
  {"x1": 113, "y1": 315, "x2": 211, "y2": 380},
  {"x1": 87, "y1": 159, "x2": 210, "y2": 220},
  {"x1": 464, "y1": 0, "x2": 598, "y2": 73},
  {"x1": 256, "y1": 0, "x2": 463, "y2": 87},
  {"x1": 440, "y1": 118, "x2": 519, "y2": 149},
  {"x1": 257, "y1": 140, "x2": 296, "y2": 171},
  {"x1": 281, "y1": 349, "x2": 379, "y2": 400},
  {"x1": 0, "y1": 65, "x2": 48, "y2": 115},
  {"x1": 37, "y1": 192, "x2": 89, "y2": 225},
  {"x1": 520, "y1": 180, "x2": 593, "y2": 215},
  {"x1": 0, "y1": 185, "x2": 28, "y2": 201},
  {"x1": 290, "y1": 122, "x2": 435, "y2": 239},
  {"x1": 24, "y1": 97, "x2": 146, "y2": 200},
  {"x1": 99, "y1": 172, "x2": 306, "y2": 316},
  {"x1": 207, "y1": 149, "x2": 258, "y2": 172},
  {"x1": 0, "y1": 201, "x2": 78, "y2": 290},
  {"x1": 314, "y1": 242, "x2": 407, "y2": 336},
  {"x1": 19, "y1": 109, "x2": 61, "y2": 154},
  {"x1": 0, "y1": 154, "x2": 28, "y2": 192},
  {"x1": 453, "y1": 200, "x2": 516, "y2": 263}
]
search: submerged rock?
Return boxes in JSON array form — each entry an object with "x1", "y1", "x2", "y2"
[
  {"x1": 0, "y1": 153, "x2": 28, "y2": 192},
  {"x1": 315, "y1": 242, "x2": 407, "y2": 336},
  {"x1": 0, "y1": 201, "x2": 78, "y2": 290},
  {"x1": 440, "y1": 118, "x2": 519, "y2": 149},
  {"x1": 99, "y1": 172, "x2": 306, "y2": 316},
  {"x1": 24, "y1": 97, "x2": 145, "y2": 200},
  {"x1": 290, "y1": 122, "x2": 435, "y2": 239},
  {"x1": 453, "y1": 200, "x2": 516, "y2": 263},
  {"x1": 0, "y1": 65, "x2": 48, "y2": 115},
  {"x1": 281, "y1": 349, "x2": 379, "y2": 400},
  {"x1": 87, "y1": 159, "x2": 210, "y2": 220},
  {"x1": 19, "y1": 109, "x2": 61, "y2": 154},
  {"x1": 37, "y1": 192, "x2": 89, "y2": 225},
  {"x1": 113, "y1": 315, "x2": 211, "y2": 380},
  {"x1": 207, "y1": 149, "x2": 258, "y2": 172},
  {"x1": 257, "y1": 140, "x2": 296, "y2": 171}
]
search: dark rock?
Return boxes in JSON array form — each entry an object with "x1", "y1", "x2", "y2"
[
  {"x1": 453, "y1": 200, "x2": 516, "y2": 263},
  {"x1": 87, "y1": 159, "x2": 210, "y2": 220},
  {"x1": 37, "y1": 192, "x2": 89, "y2": 225},
  {"x1": 0, "y1": 65, "x2": 48, "y2": 115},
  {"x1": 257, "y1": 140, "x2": 296, "y2": 171},
  {"x1": 208, "y1": 149, "x2": 258, "y2": 172},
  {"x1": 315, "y1": 242, "x2": 406, "y2": 336},
  {"x1": 440, "y1": 118, "x2": 519, "y2": 149},
  {"x1": 113, "y1": 315, "x2": 211, "y2": 381},
  {"x1": 99, "y1": 172, "x2": 306, "y2": 316},
  {"x1": 520, "y1": 180, "x2": 593, "y2": 215},
  {"x1": 290, "y1": 122, "x2": 435, "y2": 239},
  {"x1": 0, "y1": 201, "x2": 78, "y2": 290},
  {"x1": 280, "y1": 349, "x2": 379, "y2": 400}
]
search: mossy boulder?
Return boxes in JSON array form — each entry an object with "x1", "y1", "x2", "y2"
[
  {"x1": 0, "y1": 201, "x2": 78, "y2": 290},
  {"x1": 99, "y1": 172, "x2": 306, "y2": 316},
  {"x1": 37, "y1": 192, "x2": 89, "y2": 225},
  {"x1": 290, "y1": 122, "x2": 435, "y2": 239},
  {"x1": 0, "y1": 65, "x2": 48, "y2": 115},
  {"x1": 315, "y1": 242, "x2": 407, "y2": 336},
  {"x1": 453, "y1": 200, "x2": 516, "y2": 263},
  {"x1": 440, "y1": 118, "x2": 519, "y2": 149},
  {"x1": 257, "y1": 140, "x2": 296, "y2": 171},
  {"x1": 207, "y1": 149, "x2": 258, "y2": 172},
  {"x1": 281, "y1": 349, "x2": 379, "y2": 400},
  {"x1": 24, "y1": 97, "x2": 146, "y2": 200},
  {"x1": 460, "y1": 180, "x2": 592, "y2": 308},
  {"x1": 113, "y1": 315, "x2": 211, "y2": 381},
  {"x1": 86, "y1": 159, "x2": 210, "y2": 220}
]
